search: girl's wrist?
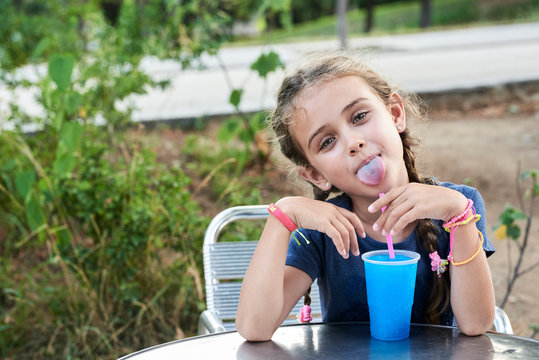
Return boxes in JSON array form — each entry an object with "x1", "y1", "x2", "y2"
[
  {"x1": 448, "y1": 222, "x2": 482, "y2": 264},
  {"x1": 269, "y1": 199, "x2": 311, "y2": 246},
  {"x1": 443, "y1": 195, "x2": 469, "y2": 222},
  {"x1": 275, "y1": 197, "x2": 298, "y2": 225},
  {"x1": 268, "y1": 202, "x2": 297, "y2": 233}
]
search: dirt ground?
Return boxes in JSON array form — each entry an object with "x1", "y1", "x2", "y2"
[
  {"x1": 150, "y1": 81, "x2": 539, "y2": 337},
  {"x1": 417, "y1": 84, "x2": 539, "y2": 337}
]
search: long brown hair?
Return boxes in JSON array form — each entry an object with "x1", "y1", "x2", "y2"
[{"x1": 269, "y1": 53, "x2": 449, "y2": 323}]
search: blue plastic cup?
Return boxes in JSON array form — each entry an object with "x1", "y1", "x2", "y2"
[{"x1": 362, "y1": 249, "x2": 420, "y2": 341}]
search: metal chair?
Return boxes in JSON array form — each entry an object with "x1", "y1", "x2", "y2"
[
  {"x1": 198, "y1": 205, "x2": 513, "y2": 335},
  {"x1": 198, "y1": 205, "x2": 322, "y2": 334}
]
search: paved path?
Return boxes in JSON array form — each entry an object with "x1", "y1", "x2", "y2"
[
  {"x1": 2, "y1": 22, "x2": 539, "y2": 129},
  {"x1": 132, "y1": 22, "x2": 539, "y2": 123}
]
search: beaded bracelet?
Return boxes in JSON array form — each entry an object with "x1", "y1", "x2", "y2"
[
  {"x1": 429, "y1": 200, "x2": 485, "y2": 276},
  {"x1": 443, "y1": 199, "x2": 474, "y2": 228},
  {"x1": 445, "y1": 212, "x2": 481, "y2": 262},
  {"x1": 268, "y1": 203, "x2": 310, "y2": 246},
  {"x1": 444, "y1": 213, "x2": 481, "y2": 232}
]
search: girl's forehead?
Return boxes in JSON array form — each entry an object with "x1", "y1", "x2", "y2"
[
  {"x1": 294, "y1": 75, "x2": 378, "y2": 114},
  {"x1": 298, "y1": 76, "x2": 374, "y2": 102}
]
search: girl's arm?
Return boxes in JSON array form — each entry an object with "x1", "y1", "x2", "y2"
[
  {"x1": 449, "y1": 222, "x2": 495, "y2": 335},
  {"x1": 370, "y1": 184, "x2": 495, "y2": 335},
  {"x1": 235, "y1": 214, "x2": 312, "y2": 341},
  {"x1": 236, "y1": 196, "x2": 365, "y2": 341}
]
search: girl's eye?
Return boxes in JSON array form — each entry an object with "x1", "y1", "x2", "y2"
[
  {"x1": 352, "y1": 112, "x2": 367, "y2": 124},
  {"x1": 319, "y1": 137, "x2": 335, "y2": 150}
]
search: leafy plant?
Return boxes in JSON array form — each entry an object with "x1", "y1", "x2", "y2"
[
  {"x1": 217, "y1": 50, "x2": 283, "y2": 175},
  {"x1": 0, "y1": 125, "x2": 210, "y2": 357},
  {"x1": 183, "y1": 134, "x2": 264, "y2": 207},
  {"x1": 0, "y1": 2, "x2": 232, "y2": 356},
  {"x1": 493, "y1": 168, "x2": 538, "y2": 319}
]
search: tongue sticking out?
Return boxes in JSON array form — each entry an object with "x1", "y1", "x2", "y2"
[{"x1": 356, "y1": 156, "x2": 384, "y2": 186}]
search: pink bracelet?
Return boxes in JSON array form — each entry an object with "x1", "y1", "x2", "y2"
[
  {"x1": 268, "y1": 203, "x2": 297, "y2": 233},
  {"x1": 443, "y1": 199, "x2": 474, "y2": 228},
  {"x1": 430, "y1": 198, "x2": 483, "y2": 277}
]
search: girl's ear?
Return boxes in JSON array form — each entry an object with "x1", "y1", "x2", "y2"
[
  {"x1": 389, "y1": 92, "x2": 406, "y2": 132},
  {"x1": 298, "y1": 165, "x2": 328, "y2": 191}
]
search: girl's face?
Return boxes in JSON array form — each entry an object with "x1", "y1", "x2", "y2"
[{"x1": 291, "y1": 75, "x2": 409, "y2": 198}]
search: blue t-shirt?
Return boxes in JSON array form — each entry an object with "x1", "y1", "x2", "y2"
[{"x1": 285, "y1": 182, "x2": 495, "y2": 326}]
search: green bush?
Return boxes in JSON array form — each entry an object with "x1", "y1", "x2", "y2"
[{"x1": 0, "y1": 126, "x2": 209, "y2": 358}]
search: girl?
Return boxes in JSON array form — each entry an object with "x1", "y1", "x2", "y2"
[{"x1": 235, "y1": 54, "x2": 495, "y2": 341}]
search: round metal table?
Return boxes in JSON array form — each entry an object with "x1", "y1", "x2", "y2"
[{"x1": 118, "y1": 322, "x2": 539, "y2": 359}]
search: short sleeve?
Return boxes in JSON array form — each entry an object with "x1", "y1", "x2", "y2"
[{"x1": 285, "y1": 228, "x2": 324, "y2": 282}]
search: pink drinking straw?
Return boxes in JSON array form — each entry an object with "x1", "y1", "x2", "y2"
[{"x1": 379, "y1": 193, "x2": 395, "y2": 259}]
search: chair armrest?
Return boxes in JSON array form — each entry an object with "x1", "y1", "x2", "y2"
[
  {"x1": 198, "y1": 310, "x2": 227, "y2": 334},
  {"x1": 493, "y1": 306, "x2": 513, "y2": 335}
]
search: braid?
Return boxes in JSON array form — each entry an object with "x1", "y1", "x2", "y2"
[
  {"x1": 401, "y1": 130, "x2": 450, "y2": 323},
  {"x1": 418, "y1": 219, "x2": 450, "y2": 323},
  {"x1": 303, "y1": 285, "x2": 312, "y2": 307}
]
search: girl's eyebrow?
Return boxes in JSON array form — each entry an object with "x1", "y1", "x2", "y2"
[
  {"x1": 341, "y1": 97, "x2": 370, "y2": 115},
  {"x1": 307, "y1": 97, "x2": 370, "y2": 150},
  {"x1": 308, "y1": 125, "x2": 327, "y2": 150}
]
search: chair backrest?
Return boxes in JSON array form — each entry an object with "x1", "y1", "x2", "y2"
[{"x1": 203, "y1": 205, "x2": 322, "y2": 331}]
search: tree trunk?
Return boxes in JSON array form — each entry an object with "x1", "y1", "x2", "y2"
[
  {"x1": 420, "y1": 0, "x2": 431, "y2": 28},
  {"x1": 364, "y1": 0, "x2": 374, "y2": 33},
  {"x1": 337, "y1": 0, "x2": 348, "y2": 49}
]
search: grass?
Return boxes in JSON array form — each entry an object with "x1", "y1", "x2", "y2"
[{"x1": 228, "y1": 0, "x2": 539, "y2": 46}]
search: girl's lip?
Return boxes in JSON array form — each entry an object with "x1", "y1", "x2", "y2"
[{"x1": 357, "y1": 154, "x2": 379, "y2": 172}]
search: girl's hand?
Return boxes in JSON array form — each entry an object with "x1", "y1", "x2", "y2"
[
  {"x1": 276, "y1": 196, "x2": 366, "y2": 259},
  {"x1": 368, "y1": 183, "x2": 468, "y2": 236}
]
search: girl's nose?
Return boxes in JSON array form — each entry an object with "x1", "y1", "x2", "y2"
[{"x1": 348, "y1": 138, "x2": 365, "y2": 155}]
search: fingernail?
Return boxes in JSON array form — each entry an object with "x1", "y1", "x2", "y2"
[
  {"x1": 353, "y1": 249, "x2": 360, "y2": 256},
  {"x1": 390, "y1": 229, "x2": 395, "y2": 235},
  {"x1": 382, "y1": 229, "x2": 387, "y2": 236},
  {"x1": 372, "y1": 223, "x2": 379, "y2": 231},
  {"x1": 362, "y1": 232, "x2": 367, "y2": 238},
  {"x1": 368, "y1": 205, "x2": 374, "y2": 213}
]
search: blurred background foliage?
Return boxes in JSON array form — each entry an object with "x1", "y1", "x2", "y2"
[{"x1": 1, "y1": 0, "x2": 539, "y2": 358}]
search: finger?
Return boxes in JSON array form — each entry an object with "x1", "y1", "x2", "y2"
[
  {"x1": 391, "y1": 205, "x2": 424, "y2": 235},
  {"x1": 331, "y1": 219, "x2": 353, "y2": 258},
  {"x1": 372, "y1": 190, "x2": 409, "y2": 232},
  {"x1": 382, "y1": 200, "x2": 414, "y2": 234},
  {"x1": 337, "y1": 209, "x2": 363, "y2": 256},
  {"x1": 368, "y1": 187, "x2": 405, "y2": 213},
  {"x1": 338, "y1": 214, "x2": 360, "y2": 257},
  {"x1": 322, "y1": 223, "x2": 348, "y2": 259},
  {"x1": 339, "y1": 208, "x2": 366, "y2": 239}
]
